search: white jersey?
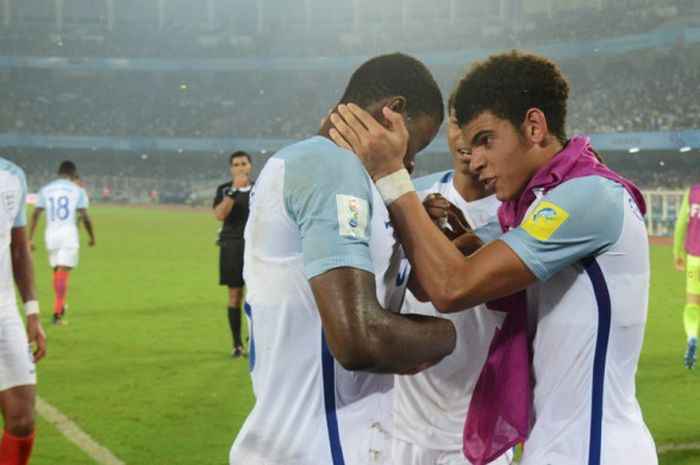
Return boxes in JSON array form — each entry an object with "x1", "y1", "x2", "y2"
[
  {"x1": 37, "y1": 178, "x2": 88, "y2": 250},
  {"x1": 393, "y1": 171, "x2": 507, "y2": 454},
  {"x1": 0, "y1": 158, "x2": 27, "y2": 324},
  {"x1": 230, "y1": 137, "x2": 408, "y2": 465},
  {"x1": 477, "y1": 176, "x2": 657, "y2": 465}
]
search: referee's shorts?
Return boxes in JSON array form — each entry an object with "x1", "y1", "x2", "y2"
[{"x1": 219, "y1": 239, "x2": 245, "y2": 288}]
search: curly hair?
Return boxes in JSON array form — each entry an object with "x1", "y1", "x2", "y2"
[
  {"x1": 453, "y1": 50, "x2": 570, "y2": 144},
  {"x1": 340, "y1": 52, "x2": 444, "y2": 123}
]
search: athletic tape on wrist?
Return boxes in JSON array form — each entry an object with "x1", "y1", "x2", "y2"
[
  {"x1": 24, "y1": 300, "x2": 40, "y2": 316},
  {"x1": 375, "y1": 169, "x2": 414, "y2": 205}
]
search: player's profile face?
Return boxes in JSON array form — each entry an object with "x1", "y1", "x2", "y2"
[
  {"x1": 461, "y1": 111, "x2": 532, "y2": 201},
  {"x1": 230, "y1": 156, "x2": 252, "y2": 177},
  {"x1": 404, "y1": 114, "x2": 442, "y2": 175},
  {"x1": 447, "y1": 108, "x2": 470, "y2": 175}
]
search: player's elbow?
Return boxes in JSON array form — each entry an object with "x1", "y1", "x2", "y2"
[
  {"x1": 325, "y1": 332, "x2": 380, "y2": 371},
  {"x1": 214, "y1": 210, "x2": 226, "y2": 221},
  {"x1": 329, "y1": 341, "x2": 375, "y2": 371},
  {"x1": 431, "y1": 284, "x2": 469, "y2": 314}
]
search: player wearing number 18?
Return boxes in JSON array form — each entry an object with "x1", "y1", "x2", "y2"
[{"x1": 28, "y1": 161, "x2": 95, "y2": 325}]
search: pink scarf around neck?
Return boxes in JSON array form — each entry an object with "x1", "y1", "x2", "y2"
[{"x1": 463, "y1": 136, "x2": 646, "y2": 465}]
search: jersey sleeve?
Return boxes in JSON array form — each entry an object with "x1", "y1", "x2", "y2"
[
  {"x1": 673, "y1": 189, "x2": 690, "y2": 259},
  {"x1": 36, "y1": 187, "x2": 46, "y2": 209},
  {"x1": 212, "y1": 184, "x2": 224, "y2": 209},
  {"x1": 474, "y1": 216, "x2": 503, "y2": 244},
  {"x1": 283, "y1": 149, "x2": 374, "y2": 280},
  {"x1": 499, "y1": 176, "x2": 625, "y2": 282},
  {"x1": 12, "y1": 167, "x2": 28, "y2": 228},
  {"x1": 77, "y1": 187, "x2": 89, "y2": 209}
]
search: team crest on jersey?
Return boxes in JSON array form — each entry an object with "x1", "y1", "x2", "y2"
[
  {"x1": 336, "y1": 194, "x2": 369, "y2": 239},
  {"x1": 1, "y1": 191, "x2": 18, "y2": 215},
  {"x1": 522, "y1": 200, "x2": 569, "y2": 241}
]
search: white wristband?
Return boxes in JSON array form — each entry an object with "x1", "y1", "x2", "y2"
[
  {"x1": 24, "y1": 300, "x2": 40, "y2": 316},
  {"x1": 375, "y1": 169, "x2": 415, "y2": 205}
]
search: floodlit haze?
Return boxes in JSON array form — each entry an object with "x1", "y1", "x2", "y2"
[{"x1": 1, "y1": 0, "x2": 698, "y2": 203}]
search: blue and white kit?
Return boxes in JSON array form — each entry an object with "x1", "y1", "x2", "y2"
[
  {"x1": 476, "y1": 176, "x2": 657, "y2": 465},
  {"x1": 230, "y1": 136, "x2": 407, "y2": 465},
  {"x1": 392, "y1": 170, "x2": 511, "y2": 465}
]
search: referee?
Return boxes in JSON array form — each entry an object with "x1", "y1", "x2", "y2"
[{"x1": 213, "y1": 151, "x2": 253, "y2": 357}]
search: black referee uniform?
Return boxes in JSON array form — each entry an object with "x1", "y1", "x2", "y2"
[{"x1": 213, "y1": 182, "x2": 252, "y2": 287}]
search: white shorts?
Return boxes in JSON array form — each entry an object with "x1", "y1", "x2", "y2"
[
  {"x1": 392, "y1": 437, "x2": 513, "y2": 465},
  {"x1": 48, "y1": 247, "x2": 79, "y2": 268},
  {"x1": 0, "y1": 321, "x2": 36, "y2": 391}
]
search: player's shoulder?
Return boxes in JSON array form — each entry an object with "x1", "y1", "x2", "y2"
[
  {"x1": 275, "y1": 136, "x2": 364, "y2": 174},
  {"x1": 216, "y1": 181, "x2": 232, "y2": 191},
  {"x1": 412, "y1": 170, "x2": 453, "y2": 194},
  {"x1": 547, "y1": 175, "x2": 625, "y2": 209},
  {"x1": 0, "y1": 157, "x2": 26, "y2": 181}
]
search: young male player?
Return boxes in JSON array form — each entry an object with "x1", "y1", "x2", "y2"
[
  {"x1": 29, "y1": 161, "x2": 95, "y2": 325},
  {"x1": 673, "y1": 184, "x2": 700, "y2": 369},
  {"x1": 213, "y1": 151, "x2": 253, "y2": 357},
  {"x1": 392, "y1": 101, "x2": 512, "y2": 465},
  {"x1": 330, "y1": 50, "x2": 657, "y2": 465},
  {"x1": 0, "y1": 157, "x2": 47, "y2": 465},
  {"x1": 229, "y1": 53, "x2": 456, "y2": 465}
]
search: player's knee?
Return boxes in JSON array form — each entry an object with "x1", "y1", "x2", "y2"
[{"x1": 4, "y1": 410, "x2": 35, "y2": 437}]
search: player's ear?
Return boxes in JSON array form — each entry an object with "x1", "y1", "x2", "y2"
[
  {"x1": 380, "y1": 97, "x2": 407, "y2": 128},
  {"x1": 522, "y1": 108, "x2": 548, "y2": 145}
]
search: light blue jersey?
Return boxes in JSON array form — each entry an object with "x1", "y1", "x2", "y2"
[
  {"x1": 0, "y1": 158, "x2": 27, "y2": 322},
  {"x1": 230, "y1": 136, "x2": 407, "y2": 465},
  {"x1": 480, "y1": 176, "x2": 656, "y2": 465}
]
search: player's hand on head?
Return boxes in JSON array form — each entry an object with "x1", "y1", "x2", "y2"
[
  {"x1": 329, "y1": 103, "x2": 408, "y2": 181},
  {"x1": 27, "y1": 316, "x2": 47, "y2": 362}
]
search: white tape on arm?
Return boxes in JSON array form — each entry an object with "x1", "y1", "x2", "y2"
[
  {"x1": 375, "y1": 169, "x2": 415, "y2": 205},
  {"x1": 24, "y1": 300, "x2": 40, "y2": 316}
]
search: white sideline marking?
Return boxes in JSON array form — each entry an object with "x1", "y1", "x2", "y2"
[
  {"x1": 658, "y1": 442, "x2": 700, "y2": 453},
  {"x1": 36, "y1": 396, "x2": 126, "y2": 465}
]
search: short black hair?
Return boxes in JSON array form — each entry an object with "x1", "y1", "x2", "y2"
[
  {"x1": 453, "y1": 50, "x2": 570, "y2": 145},
  {"x1": 229, "y1": 151, "x2": 251, "y2": 165},
  {"x1": 339, "y1": 52, "x2": 444, "y2": 123},
  {"x1": 58, "y1": 160, "x2": 78, "y2": 177}
]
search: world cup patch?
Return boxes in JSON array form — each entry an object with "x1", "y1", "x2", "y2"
[
  {"x1": 521, "y1": 200, "x2": 569, "y2": 241},
  {"x1": 336, "y1": 194, "x2": 369, "y2": 239}
]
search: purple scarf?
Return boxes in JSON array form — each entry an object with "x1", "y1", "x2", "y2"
[{"x1": 463, "y1": 137, "x2": 646, "y2": 465}]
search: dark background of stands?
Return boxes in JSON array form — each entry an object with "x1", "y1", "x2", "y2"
[{"x1": 1, "y1": 0, "x2": 699, "y2": 204}]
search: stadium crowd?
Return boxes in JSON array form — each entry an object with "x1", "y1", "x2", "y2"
[
  {"x1": 0, "y1": 0, "x2": 696, "y2": 58},
  {"x1": 1, "y1": 48, "x2": 699, "y2": 140}
]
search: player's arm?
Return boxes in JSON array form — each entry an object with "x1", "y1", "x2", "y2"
[
  {"x1": 213, "y1": 188, "x2": 235, "y2": 221},
  {"x1": 10, "y1": 226, "x2": 46, "y2": 362},
  {"x1": 78, "y1": 209, "x2": 95, "y2": 246},
  {"x1": 27, "y1": 207, "x2": 43, "y2": 251},
  {"x1": 311, "y1": 268, "x2": 455, "y2": 373},
  {"x1": 673, "y1": 190, "x2": 690, "y2": 270}
]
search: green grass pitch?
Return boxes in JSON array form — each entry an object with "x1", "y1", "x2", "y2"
[{"x1": 9, "y1": 204, "x2": 700, "y2": 464}]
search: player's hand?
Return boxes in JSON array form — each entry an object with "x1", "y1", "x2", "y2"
[
  {"x1": 233, "y1": 174, "x2": 250, "y2": 189},
  {"x1": 88, "y1": 237, "x2": 96, "y2": 247},
  {"x1": 329, "y1": 103, "x2": 408, "y2": 181},
  {"x1": 26, "y1": 315, "x2": 47, "y2": 362},
  {"x1": 675, "y1": 256, "x2": 685, "y2": 271},
  {"x1": 423, "y1": 193, "x2": 471, "y2": 240},
  {"x1": 28, "y1": 239, "x2": 36, "y2": 252}
]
